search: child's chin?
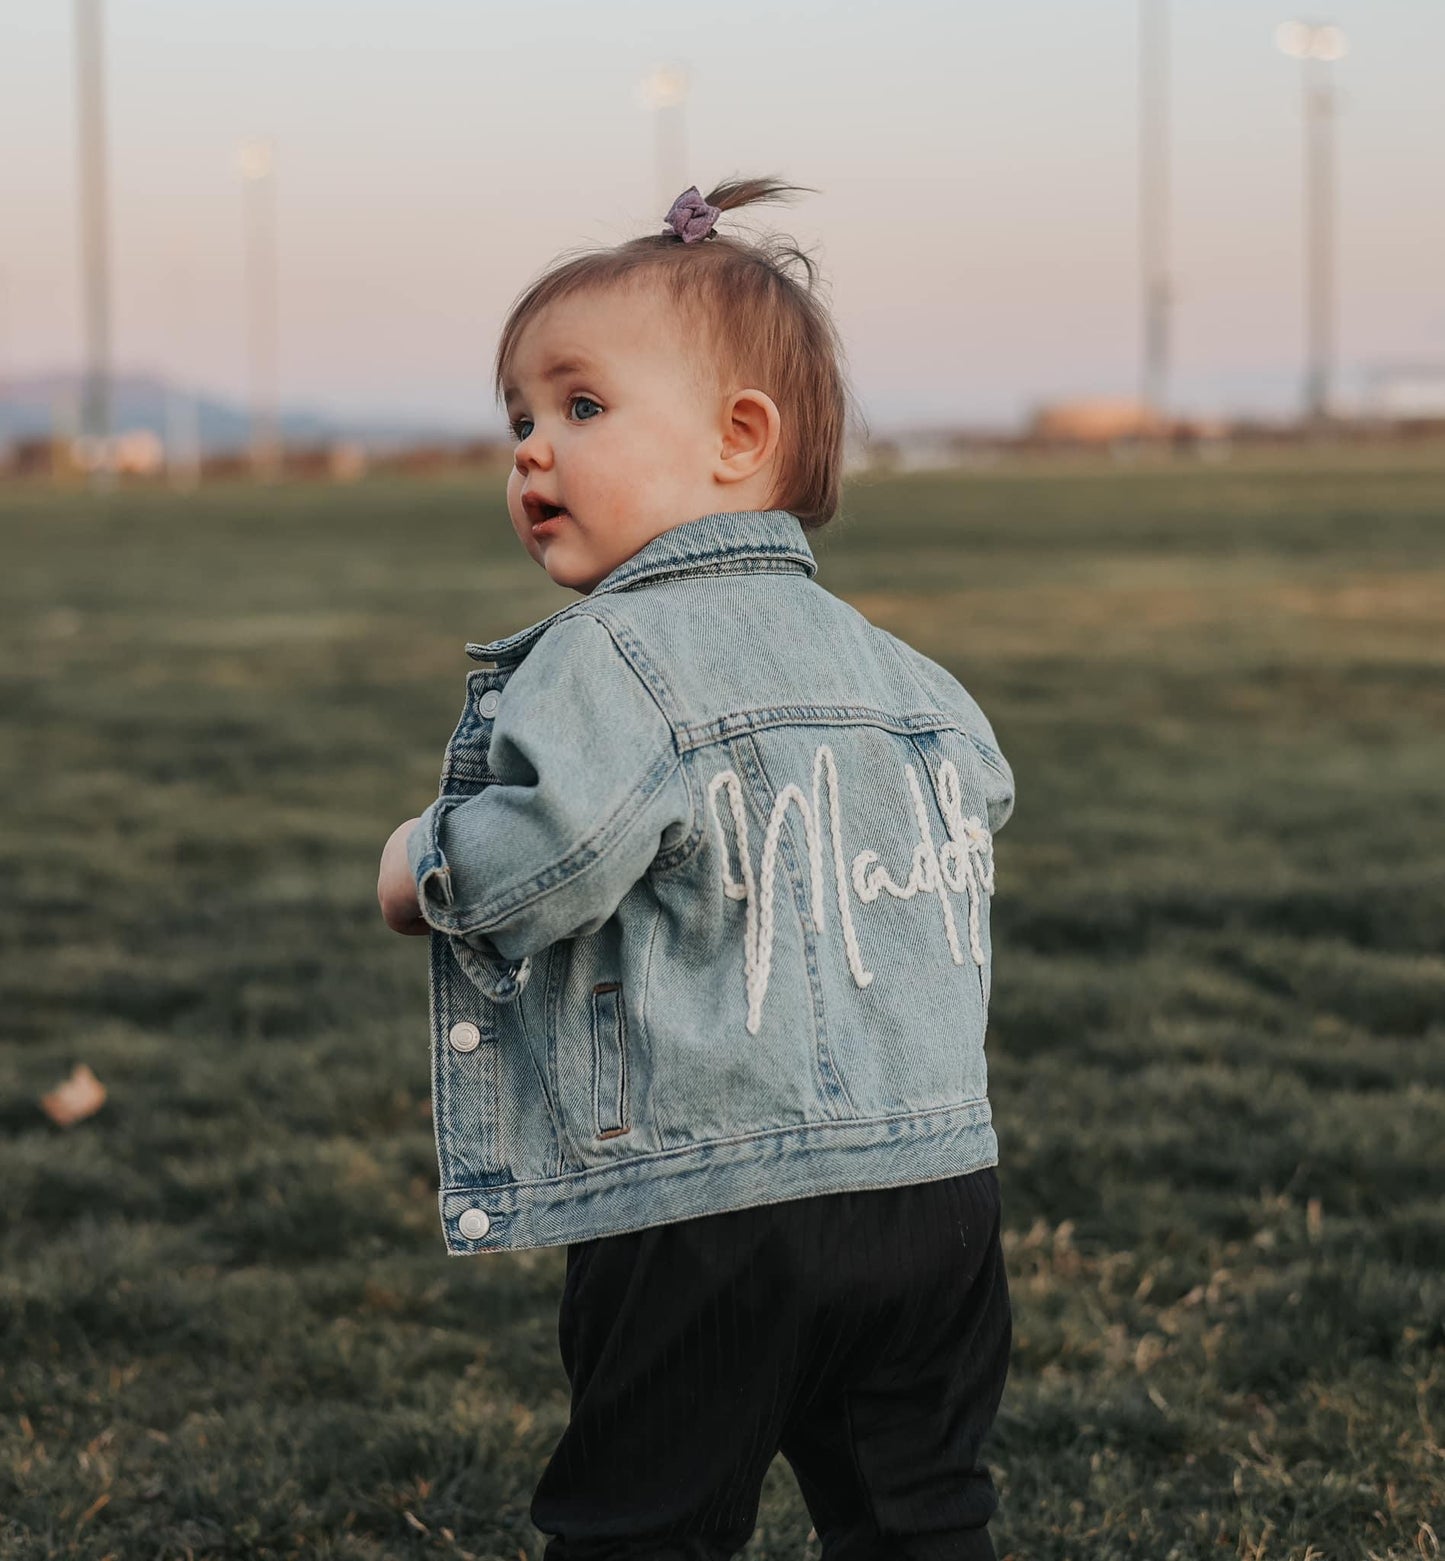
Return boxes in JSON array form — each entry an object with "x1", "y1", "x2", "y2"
[{"x1": 541, "y1": 552, "x2": 602, "y2": 595}]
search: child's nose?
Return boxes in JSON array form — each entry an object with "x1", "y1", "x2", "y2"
[{"x1": 514, "y1": 430, "x2": 552, "y2": 473}]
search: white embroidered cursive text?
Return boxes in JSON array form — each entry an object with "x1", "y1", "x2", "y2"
[{"x1": 706, "y1": 742, "x2": 995, "y2": 1034}]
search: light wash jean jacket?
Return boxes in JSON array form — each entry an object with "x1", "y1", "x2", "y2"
[{"x1": 406, "y1": 508, "x2": 1015, "y2": 1254}]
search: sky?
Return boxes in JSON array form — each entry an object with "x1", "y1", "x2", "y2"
[{"x1": 2, "y1": 0, "x2": 1443, "y2": 432}]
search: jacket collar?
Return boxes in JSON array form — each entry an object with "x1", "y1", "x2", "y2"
[{"x1": 467, "y1": 508, "x2": 817, "y2": 663}]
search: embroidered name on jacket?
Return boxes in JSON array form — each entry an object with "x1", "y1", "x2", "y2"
[{"x1": 706, "y1": 743, "x2": 996, "y2": 1034}]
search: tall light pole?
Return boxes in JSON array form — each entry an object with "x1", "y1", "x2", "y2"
[
  {"x1": 238, "y1": 138, "x2": 280, "y2": 479},
  {"x1": 1277, "y1": 20, "x2": 1347, "y2": 429},
  {"x1": 1138, "y1": 0, "x2": 1171, "y2": 424},
  {"x1": 641, "y1": 65, "x2": 689, "y2": 215},
  {"x1": 73, "y1": 0, "x2": 113, "y2": 480},
  {"x1": 163, "y1": 266, "x2": 201, "y2": 491}
]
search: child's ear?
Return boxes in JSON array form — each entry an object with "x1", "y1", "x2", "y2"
[{"x1": 715, "y1": 389, "x2": 781, "y2": 486}]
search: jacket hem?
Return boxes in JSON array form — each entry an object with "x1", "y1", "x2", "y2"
[{"x1": 435, "y1": 1098, "x2": 998, "y2": 1254}]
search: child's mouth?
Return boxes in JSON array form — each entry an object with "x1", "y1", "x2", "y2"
[{"x1": 529, "y1": 502, "x2": 569, "y2": 535}]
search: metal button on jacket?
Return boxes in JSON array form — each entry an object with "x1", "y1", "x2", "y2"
[
  {"x1": 457, "y1": 1208, "x2": 490, "y2": 1239},
  {"x1": 476, "y1": 688, "x2": 500, "y2": 718},
  {"x1": 448, "y1": 1021, "x2": 481, "y2": 1053}
]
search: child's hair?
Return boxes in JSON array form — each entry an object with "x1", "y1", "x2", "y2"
[{"x1": 493, "y1": 177, "x2": 853, "y2": 529}]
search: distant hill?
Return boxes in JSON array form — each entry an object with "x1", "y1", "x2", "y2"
[{"x1": 0, "y1": 371, "x2": 480, "y2": 453}]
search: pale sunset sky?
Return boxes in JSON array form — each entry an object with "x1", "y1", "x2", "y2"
[{"x1": 2, "y1": 0, "x2": 1442, "y2": 429}]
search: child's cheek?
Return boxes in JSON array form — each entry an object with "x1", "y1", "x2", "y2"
[
  {"x1": 591, "y1": 468, "x2": 636, "y2": 539},
  {"x1": 505, "y1": 473, "x2": 534, "y2": 554}
]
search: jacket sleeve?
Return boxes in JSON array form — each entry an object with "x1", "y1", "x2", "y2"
[
  {"x1": 405, "y1": 613, "x2": 690, "y2": 959},
  {"x1": 880, "y1": 629, "x2": 1016, "y2": 834}
]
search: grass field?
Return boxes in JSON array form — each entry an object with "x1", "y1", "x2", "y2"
[{"x1": 2, "y1": 455, "x2": 1443, "y2": 1560}]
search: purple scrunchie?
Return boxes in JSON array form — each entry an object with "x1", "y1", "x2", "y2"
[{"x1": 662, "y1": 186, "x2": 721, "y2": 244}]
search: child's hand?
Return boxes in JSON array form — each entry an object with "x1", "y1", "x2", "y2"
[{"x1": 378, "y1": 817, "x2": 429, "y2": 935}]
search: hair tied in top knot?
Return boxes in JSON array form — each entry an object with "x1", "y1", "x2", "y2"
[{"x1": 662, "y1": 186, "x2": 721, "y2": 244}]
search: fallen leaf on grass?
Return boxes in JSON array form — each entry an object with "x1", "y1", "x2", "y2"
[
  {"x1": 77, "y1": 1491, "x2": 111, "y2": 1526},
  {"x1": 40, "y1": 1064, "x2": 106, "y2": 1127}
]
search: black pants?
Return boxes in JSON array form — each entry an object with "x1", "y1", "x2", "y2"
[{"x1": 531, "y1": 1165, "x2": 1011, "y2": 1560}]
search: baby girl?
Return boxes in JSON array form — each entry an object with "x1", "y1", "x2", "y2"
[{"x1": 378, "y1": 178, "x2": 1016, "y2": 1560}]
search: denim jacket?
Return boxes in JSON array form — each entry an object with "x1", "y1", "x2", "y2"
[{"x1": 407, "y1": 508, "x2": 1015, "y2": 1254}]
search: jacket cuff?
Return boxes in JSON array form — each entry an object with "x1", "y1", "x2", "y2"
[{"x1": 407, "y1": 799, "x2": 460, "y2": 928}]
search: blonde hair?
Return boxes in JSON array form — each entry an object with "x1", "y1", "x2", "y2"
[{"x1": 493, "y1": 177, "x2": 853, "y2": 529}]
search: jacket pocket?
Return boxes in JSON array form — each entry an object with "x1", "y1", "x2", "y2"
[{"x1": 590, "y1": 982, "x2": 631, "y2": 1139}]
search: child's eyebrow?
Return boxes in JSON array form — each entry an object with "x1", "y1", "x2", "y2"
[{"x1": 503, "y1": 357, "x2": 598, "y2": 408}]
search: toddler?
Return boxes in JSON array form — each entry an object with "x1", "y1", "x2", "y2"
[{"x1": 377, "y1": 177, "x2": 1016, "y2": 1560}]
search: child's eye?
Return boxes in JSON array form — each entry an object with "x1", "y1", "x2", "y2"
[
  {"x1": 570, "y1": 395, "x2": 603, "y2": 422},
  {"x1": 510, "y1": 416, "x2": 534, "y2": 441}
]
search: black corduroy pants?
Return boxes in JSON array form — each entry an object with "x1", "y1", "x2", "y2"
[{"x1": 530, "y1": 1164, "x2": 1011, "y2": 1561}]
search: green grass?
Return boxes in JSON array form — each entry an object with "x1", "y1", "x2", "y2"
[{"x1": 2, "y1": 455, "x2": 1443, "y2": 1559}]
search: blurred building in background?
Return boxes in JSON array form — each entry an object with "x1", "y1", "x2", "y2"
[{"x1": 1365, "y1": 365, "x2": 1445, "y2": 423}]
